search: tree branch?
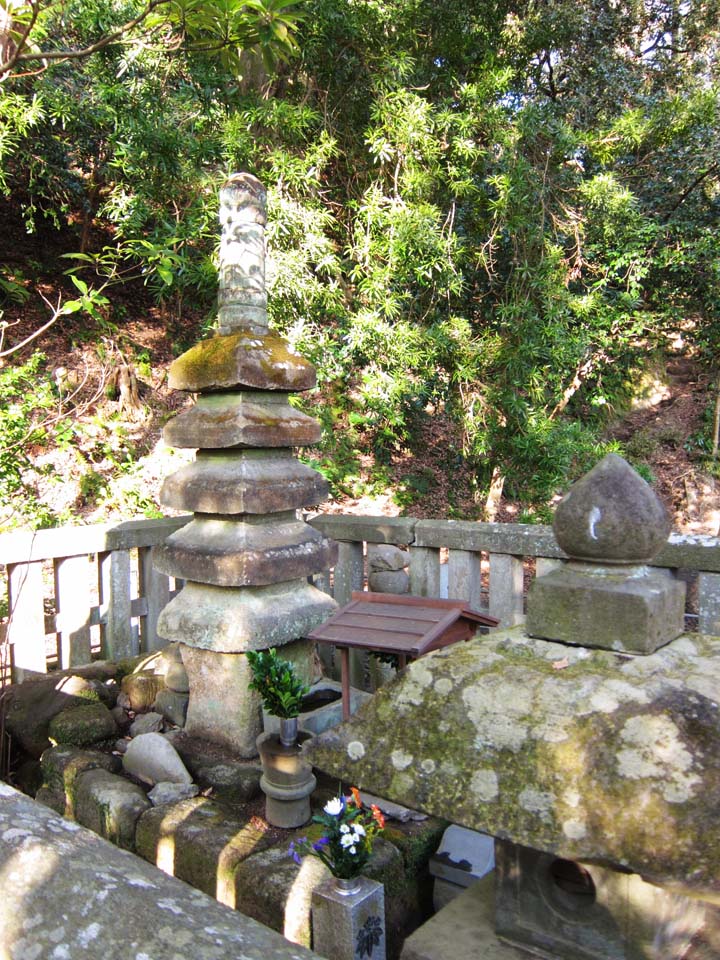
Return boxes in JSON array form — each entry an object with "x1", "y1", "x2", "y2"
[{"x1": 1, "y1": 0, "x2": 172, "y2": 76}]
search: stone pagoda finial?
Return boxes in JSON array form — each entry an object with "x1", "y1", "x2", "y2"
[
  {"x1": 552, "y1": 452, "x2": 671, "y2": 564},
  {"x1": 217, "y1": 173, "x2": 268, "y2": 335},
  {"x1": 526, "y1": 453, "x2": 685, "y2": 654}
]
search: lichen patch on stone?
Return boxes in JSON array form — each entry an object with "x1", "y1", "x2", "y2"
[
  {"x1": 347, "y1": 741, "x2": 365, "y2": 760},
  {"x1": 471, "y1": 769, "x2": 499, "y2": 802},
  {"x1": 391, "y1": 749, "x2": 413, "y2": 771}
]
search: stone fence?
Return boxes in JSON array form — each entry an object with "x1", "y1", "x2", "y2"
[{"x1": 2, "y1": 512, "x2": 720, "y2": 680}]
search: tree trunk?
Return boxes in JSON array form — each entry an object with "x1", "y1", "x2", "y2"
[{"x1": 484, "y1": 466, "x2": 505, "y2": 522}]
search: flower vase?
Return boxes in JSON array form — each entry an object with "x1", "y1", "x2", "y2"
[
  {"x1": 280, "y1": 716, "x2": 298, "y2": 747},
  {"x1": 312, "y1": 876, "x2": 385, "y2": 960}
]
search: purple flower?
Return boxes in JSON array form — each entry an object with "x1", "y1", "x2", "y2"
[
  {"x1": 312, "y1": 837, "x2": 330, "y2": 852},
  {"x1": 289, "y1": 838, "x2": 307, "y2": 865}
]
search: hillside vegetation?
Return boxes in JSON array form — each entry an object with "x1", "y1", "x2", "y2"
[{"x1": 0, "y1": 0, "x2": 718, "y2": 531}]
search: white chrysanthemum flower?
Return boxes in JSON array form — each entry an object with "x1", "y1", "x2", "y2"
[
  {"x1": 340, "y1": 824, "x2": 350, "y2": 834},
  {"x1": 350, "y1": 846, "x2": 357, "y2": 854},
  {"x1": 354, "y1": 824, "x2": 366, "y2": 837},
  {"x1": 341, "y1": 833, "x2": 355, "y2": 848},
  {"x1": 323, "y1": 798, "x2": 344, "y2": 816}
]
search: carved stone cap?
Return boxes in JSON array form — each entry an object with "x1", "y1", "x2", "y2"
[{"x1": 553, "y1": 453, "x2": 671, "y2": 564}]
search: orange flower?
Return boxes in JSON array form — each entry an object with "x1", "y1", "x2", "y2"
[
  {"x1": 350, "y1": 786, "x2": 362, "y2": 808},
  {"x1": 371, "y1": 804, "x2": 385, "y2": 828}
]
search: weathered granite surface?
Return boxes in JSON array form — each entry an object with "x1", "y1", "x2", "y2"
[
  {"x1": 528, "y1": 453, "x2": 686, "y2": 653},
  {"x1": 3, "y1": 663, "x2": 121, "y2": 757},
  {"x1": 160, "y1": 451, "x2": 328, "y2": 515},
  {"x1": 48, "y1": 701, "x2": 118, "y2": 747},
  {"x1": 163, "y1": 392, "x2": 321, "y2": 449},
  {"x1": 304, "y1": 628, "x2": 720, "y2": 901},
  {"x1": 168, "y1": 331, "x2": 316, "y2": 392},
  {"x1": 73, "y1": 768, "x2": 150, "y2": 850},
  {"x1": 153, "y1": 514, "x2": 337, "y2": 587},
  {"x1": 157, "y1": 579, "x2": 337, "y2": 652},
  {"x1": 527, "y1": 561, "x2": 686, "y2": 653},
  {"x1": 552, "y1": 453, "x2": 670, "y2": 563},
  {"x1": 0, "y1": 783, "x2": 319, "y2": 960},
  {"x1": 182, "y1": 647, "x2": 263, "y2": 755}
]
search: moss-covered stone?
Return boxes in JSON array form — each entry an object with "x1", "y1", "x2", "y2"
[
  {"x1": 48, "y1": 702, "x2": 118, "y2": 748},
  {"x1": 168, "y1": 331, "x2": 316, "y2": 393},
  {"x1": 120, "y1": 670, "x2": 165, "y2": 710},
  {"x1": 136, "y1": 796, "x2": 276, "y2": 900},
  {"x1": 73, "y1": 768, "x2": 150, "y2": 850},
  {"x1": 305, "y1": 629, "x2": 720, "y2": 901},
  {"x1": 37, "y1": 746, "x2": 120, "y2": 817}
]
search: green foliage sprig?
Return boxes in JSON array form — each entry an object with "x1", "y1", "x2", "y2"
[{"x1": 246, "y1": 648, "x2": 309, "y2": 719}]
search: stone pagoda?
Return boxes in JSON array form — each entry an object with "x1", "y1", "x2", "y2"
[{"x1": 153, "y1": 173, "x2": 337, "y2": 756}]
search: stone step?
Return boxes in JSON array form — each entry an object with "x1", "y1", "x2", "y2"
[{"x1": 400, "y1": 875, "x2": 527, "y2": 960}]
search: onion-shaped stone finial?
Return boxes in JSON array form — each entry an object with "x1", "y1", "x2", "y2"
[{"x1": 553, "y1": 453, "x2": 670, "y2": 564}]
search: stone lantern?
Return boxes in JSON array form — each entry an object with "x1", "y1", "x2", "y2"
[{"x1": 153, "y1": 174, "x2": 337, "y2": 756}]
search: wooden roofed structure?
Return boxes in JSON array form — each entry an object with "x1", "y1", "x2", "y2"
[{"x1": 308, "y1": 592, "x2": 499, "y2": 719}]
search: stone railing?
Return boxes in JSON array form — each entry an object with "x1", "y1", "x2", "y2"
[
  {"x1": 0, "y1": 516, "x2": 187, "y2": 679},
  {"x1": 308, "y1": 513, "x2": 720, "y2": 633},
  {"x1": 2, "y1": 512, "x2": 720, "y2": 680}
]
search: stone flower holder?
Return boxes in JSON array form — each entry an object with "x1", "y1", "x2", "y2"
[
  {"x1": 256, "y1": 730, "x2": 315, "y2": 828},
  {"x1": 312, "y1": 875, "x2": 385, "y2": 960}
]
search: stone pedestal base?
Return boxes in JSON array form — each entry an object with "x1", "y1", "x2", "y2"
[
  {"x1": 181, "y1": 646, "x2": 262, "y2": 756},
  {"x1": 526, "y1": 561, "x2": 685, "y2": 653},
  {"x1": 257, "y1": 731, "x2": 315, "y2": 828},
  {"x1": 495, "y1": 839, "x2": 708, "y2": 960},
  {"x1": 312, "y1": 876, "x2": 385, "y2": 960}
]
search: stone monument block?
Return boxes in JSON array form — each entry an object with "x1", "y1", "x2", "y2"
[
  {"x1": 527, "y1": 453, "x2": 685, "y2": 654},
  {"x1": 157, "y1": 580, "x2": 337, "y2": 653},
  {"x1": 153, "y1": 514, "x2": 337, "y2": 587},
  {"x1": 527, "y1": 562, "x2": 686, "y2": 653},
  {"x1": 168, "y1": 331, "x2": 316, "y2": 393}
]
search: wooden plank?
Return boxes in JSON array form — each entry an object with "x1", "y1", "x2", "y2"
[
  {"x1": 7, "y1": 561, "x2": 47, "y2": 680},
  {"x1": 347, "y1": 602, "x2": 444, "y2": 623},
  {"x1": 54, "y1": 555, "x2": 92, "y2": 668},
  {"x1": 335, "y1": 613, "x2": 446, "y2": 634},
  {"x1": 409, "y1": 546, "x2": 441, "y2": 597},
  {"x1": 353, "y1": 591, "x2": 487, "y2": 612},
  {"x1": 98, "y1": 550, "x2": 136, "y2": 660},
  {"x1": 139, "y1": 547, "x2": 170, "y2": 653},
  {"x1": 447, "y1": 549, "x2": 482, "y2": 609},
  {"x1": 489, "y1": 553, "x2": 525, "y2": 627},
  {"x1": 317, "y1": 624, "x2": 426, "y2": 653}
]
